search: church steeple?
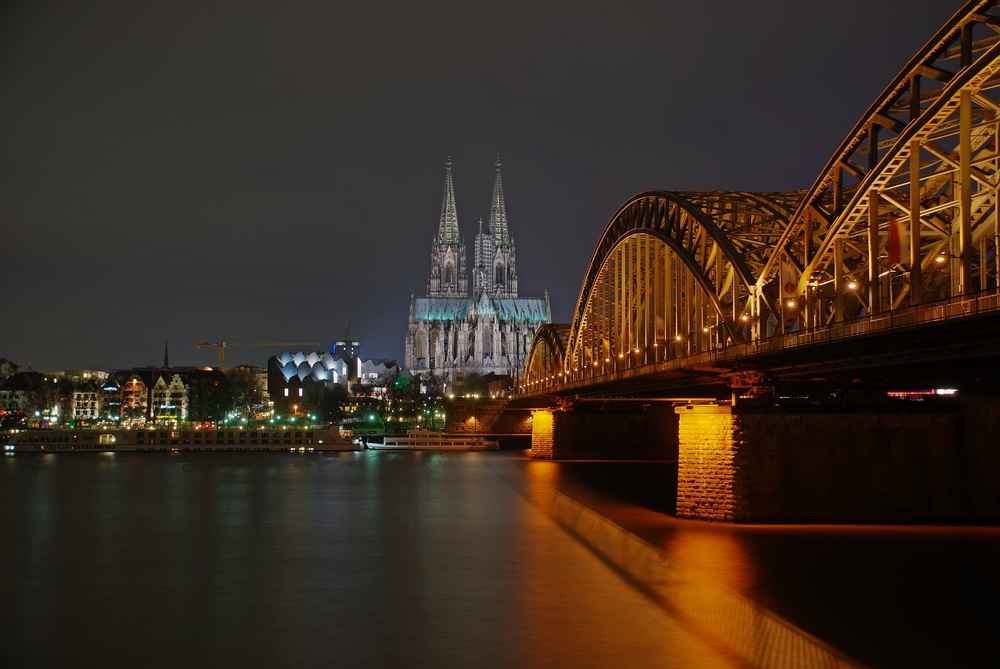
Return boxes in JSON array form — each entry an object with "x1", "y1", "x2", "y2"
[
  {"x1": 437, "y1": 156, "x2": 460, "y2": 244},
  {"x1": 427, "y1": 157, "x2": 468, "y2": 298},
  {"x1": 489, "y1": 154, "x2": 510, "y2": 242},
  {"x1": 487, "y1": 154, "x2": 517, "y2": 298}
]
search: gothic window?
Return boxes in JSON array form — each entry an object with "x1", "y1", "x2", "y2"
[
  {"x1": 495, "y1": 263, "x2": 505, "y2": 287},
  {"x1": 414, "y1": 330, "x2": 427, "y2": 360},
  {"x1": 445, "y1": 263, "x2": 454, "y2": 286}
]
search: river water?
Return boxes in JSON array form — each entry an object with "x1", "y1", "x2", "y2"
[{"x1": 4, "y1": 452, "x2": 998, "y2": 667}]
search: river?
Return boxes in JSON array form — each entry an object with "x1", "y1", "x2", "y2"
[{"x1": 4, "y1": 451, "x2": 998, "y2": 667}]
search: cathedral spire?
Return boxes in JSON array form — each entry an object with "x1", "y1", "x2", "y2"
[
  {"x1": 427, "y1": 156, "x2": 468, "y2": 298},
  {"x1": 437, "y1": 156, "x2": 460, "y2": 243},
  {"x1": 489, "y1": 154, "x2": 510, "y2": 242}
]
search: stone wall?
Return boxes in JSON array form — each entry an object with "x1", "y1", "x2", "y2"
[
  {"x1": 675, "y1": 405, "x2": 743, "y2": 520},
  {"x1": 677, "y1": 402, "x2": 1000, "y2": 522},
  {"x1": 962, "y1": 396, "x2": 1000, "y2": 516},
  {"x1": 530, "y1": 404, "x2": 678, "y2": 460},
  {"x1": 529, "y1": 409, "x2": 554, "y2": 459}
]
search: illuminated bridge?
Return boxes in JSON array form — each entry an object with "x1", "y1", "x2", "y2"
[{"x1": 513, "y1": 1, "x2": 1000, "y2": 523}]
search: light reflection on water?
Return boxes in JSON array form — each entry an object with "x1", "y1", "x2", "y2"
[
  {"x1": 661, "y1": 529, "x2": 755, "y2": 594},
  {"x1": 2, "y1": 452, "x2": 735, "y2": 668},
  {"x1": 534, "y1": 459, "x2": 1000, "y2": 669},
  {"x1": 10, "y1": 451, "x2": 996, "y2": 668}
]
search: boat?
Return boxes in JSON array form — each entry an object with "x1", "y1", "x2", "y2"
[{"x1": 367, "y1": 430, "x2": 498, "y2": 451}]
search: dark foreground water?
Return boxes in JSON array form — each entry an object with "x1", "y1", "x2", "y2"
[
  {"x1": 4, "y1": 452, "x2": 999, "y2": 668},
  {"x1": 3, "y1": 452, "x2": 730, "y2": 668}
]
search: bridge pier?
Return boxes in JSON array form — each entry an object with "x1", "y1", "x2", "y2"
[
  {"x1": 675, "y1": 400, "x2": 1000, "y2": 522},
  {"x1": 529, "y1": 403, "x2": 677, "y2": 460}
]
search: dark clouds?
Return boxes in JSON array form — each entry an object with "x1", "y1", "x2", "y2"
[{"x1": 1, "y1": 0, "x2": 953, "y2": 369}]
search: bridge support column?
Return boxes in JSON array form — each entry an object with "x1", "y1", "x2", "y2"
[
  {"x1": 675, "y1": 405, "x2": 748, "y2": 521},
  {"x1": 529, "y1": 404, "x2": 678, "y2": 460},
  {"x1": 529, "y1": 409, "x2": 555, "y2": 459},
  {"x1": 676, "y1": 401, "x2": 1000, "y2": 523}
]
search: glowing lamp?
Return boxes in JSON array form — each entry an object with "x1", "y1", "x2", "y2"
[
  {"x1": 846, "y1": 280, "x2": 858, "y2": 291},
  {"x1": 785, "y1": 298, "x2": 798, "y2": 309},
  {"x1": 934, "y1": 253, "x2": 947, "y2": 264}
]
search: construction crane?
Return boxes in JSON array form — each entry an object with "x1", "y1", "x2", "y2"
[{"x1": 194, "y1": 339, "x2": 322, "y2": 368}]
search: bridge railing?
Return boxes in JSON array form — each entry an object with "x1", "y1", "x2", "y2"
[{"x1": 520, "y1": 289, "x2": 1000, "y2": 395}]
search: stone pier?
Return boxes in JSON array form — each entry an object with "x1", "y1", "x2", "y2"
[
  {"x1": 675, "y1": 401, "x2": 1000, "y2": 522},
  {"x1": 529, "y1": 398, "x2": 1000, "y2": 522},
  {"x1": 529, "y1": 403, "x2": 677, "y2": 460}
]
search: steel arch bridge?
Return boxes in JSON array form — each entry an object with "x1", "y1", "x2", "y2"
[{"x1": 522, "y1": 0, "x2": 1000, "y2": 394}]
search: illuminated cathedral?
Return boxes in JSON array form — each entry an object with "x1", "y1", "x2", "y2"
[{"x1": 404, "y1": 157, "x2": 550, "y2": 383}]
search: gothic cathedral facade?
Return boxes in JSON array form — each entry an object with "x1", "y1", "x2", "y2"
[{"x1": 405, "y1": 157, "x2": 550, "y2": 383}]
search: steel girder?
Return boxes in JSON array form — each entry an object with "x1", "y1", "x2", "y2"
[
  {"x1": 757, "y1": 0, "x2": 1000, "y2": 320},
  {"x1": 524, "y1": 323, "x2": 570, "y2": 385},
  {"x1": 563, "y1": 192, "x2": 794, "y2": 372},
  {"x1": 526, "y1": 1, "x2": 1000, "y2": 387}
]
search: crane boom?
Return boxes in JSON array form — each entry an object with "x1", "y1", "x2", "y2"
[{"x1": 194, "y1": 339, "x2": 324, "y2": 369}]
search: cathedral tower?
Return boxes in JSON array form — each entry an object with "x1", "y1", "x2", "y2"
[
  {"x1": 406, "y1": 154, "x2": 548, "y2": 383},
  {"x1": 427, "y1": 157, "x2": 468, "y2": 298},
  {"x1": 474, "y1": 155, "x2": 518, "y2": 297}
]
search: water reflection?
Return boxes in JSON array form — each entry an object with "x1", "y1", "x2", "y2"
[
  {"x1": 8, "y1": 452, "x2": 994, "y2": 668},
  {"x1": 4, "y1": 453, "x2": 742, "y2": 668},
  {"x1": 662, "y1": 529, "x2": 755, "y2": 594},
  {"x1": 543, "y1": 458, "x2": 1000, "y2": 668}
]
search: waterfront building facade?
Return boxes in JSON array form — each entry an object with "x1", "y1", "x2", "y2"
[
  {"x1": 70, "y1": 384, "x2": 102, "y2": 421},
  {"x1": 120, "y1": 376, "x2": 148, "y2": 426},
  {"x1": 101, "y1": 378, "x2": 122, "y2": 421},
  {"x1": 267, "y1": 346, "x2": 400, "y2": 415},
  {"x1": 150, "y1": 373, "x2": 189, "y2": 422},
  {"x1": 404, "y1": 157, "x2": 550, "y2": 383}
]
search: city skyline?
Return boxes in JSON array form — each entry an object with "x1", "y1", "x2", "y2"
[{"x1": 2, "y1": 1, "x2": 952, "y2": 370}]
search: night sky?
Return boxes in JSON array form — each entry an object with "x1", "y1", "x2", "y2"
[{"x1": 2, "y1": 1, "x2": 954, "y2": 371}]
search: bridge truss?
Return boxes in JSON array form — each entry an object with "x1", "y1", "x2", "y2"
[{"x1": 523, "y1": 0, "x2": 1000, "y2": 392}]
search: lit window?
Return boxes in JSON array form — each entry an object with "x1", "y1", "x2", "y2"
[
  {"x1": 298, "y1": 388, "x2": 303, "y2": 397},
  {"x1": 283, "y1": 388, "x2": 289, "y2": 397}
]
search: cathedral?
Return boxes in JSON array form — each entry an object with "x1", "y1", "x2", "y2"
[{"x1": 404, "y1": 157, "x2": 550, "y2": 384}]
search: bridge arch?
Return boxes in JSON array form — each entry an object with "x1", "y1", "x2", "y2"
[
  {"x1": 757, "y1": 0, "x2": 1000, "y2": 325},
  {"x1": 520, "y1": 1, "x2": 1000, "y2": 393},
  {"x1": 523, "y1": 323, "x2": 569, "y2": 387},
  {"x1": 563, "y1": 192, "x2": 794, "y2": 373}
]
